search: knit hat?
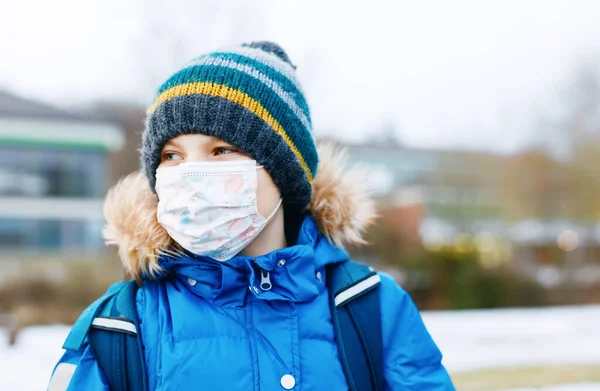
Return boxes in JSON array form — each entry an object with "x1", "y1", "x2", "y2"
[{"x1": 141, "y1": 41, "x2": 318, "y2": 214}]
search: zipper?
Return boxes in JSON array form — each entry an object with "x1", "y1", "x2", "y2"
[{"x1": 260, "y1": 269, "x2": 272, "y2": 291}]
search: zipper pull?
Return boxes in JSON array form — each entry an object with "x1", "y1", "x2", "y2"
[{"x1": 260, "y1": 270, "x2": 272, "y2": 291}]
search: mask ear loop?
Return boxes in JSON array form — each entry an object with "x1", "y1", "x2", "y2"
[
  {"x1": 254, "y1": 164, "x2": 283, "y2": 222},
  {"x1": 264, "y1": 198, "x2": 283, "y2": 223}
]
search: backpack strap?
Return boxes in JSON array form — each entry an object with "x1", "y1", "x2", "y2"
[
  {"x1": 64, "y1": 280, "x2": 147, "y2": 391},
  {"x1": 326, "y1": 260, "x2": 385, "y2": 391},
  {"x1": 63, "y1": 281, "x2": 128, "y2": 351}
]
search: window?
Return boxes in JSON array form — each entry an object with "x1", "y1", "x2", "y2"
[
  {"x1": 0, "y1": 146, "x2": 107, "y2": 197},
  {"x1": 0, "y1": 218, "x2": 105, "y2": 252}
]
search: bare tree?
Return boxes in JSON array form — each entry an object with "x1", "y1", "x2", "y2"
[
  {"x1": 525, "y1": 57, "x2": 600, "y2": 222},
  {"x1": 539, "y1": 57, "x2": 600, "y2": 158},
  {"x1": 131, "y1": 0, "x2": 267, "y2": 100}
]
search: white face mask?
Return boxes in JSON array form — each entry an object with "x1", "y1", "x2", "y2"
[{"x1": 155, "y1": 160, "x2": 282, "y2": 261}]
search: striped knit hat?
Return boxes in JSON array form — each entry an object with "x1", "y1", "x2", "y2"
[{"x1": 142, "y1": 41, "x2": 318, "y2": 214}]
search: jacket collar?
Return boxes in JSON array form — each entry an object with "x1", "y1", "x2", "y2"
[{"x1": 155, "y1": 216, "x2": 349, "y2": 306}]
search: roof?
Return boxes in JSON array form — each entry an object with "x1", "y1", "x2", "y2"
[
  {"x1": 342, "y1": 140, "x2": 507, "y2": 183},
  {"x1": 0, "y1": 90, "x2": 106, "y2": 123},
  {"x1": 0, "y1": 90, "x2": 124, "y2": 151}
]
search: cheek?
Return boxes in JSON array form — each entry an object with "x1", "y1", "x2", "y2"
[{"x1": 256, "y1": 170, "x2": 281, "y2": 217}]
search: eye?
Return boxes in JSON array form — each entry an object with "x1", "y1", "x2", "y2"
[
  {"x1": 163, "y1": 152, "x2": 183, "y2": 161},
  {"x1": 215, "y1": 147, "x2": 238, "y2": 156}
]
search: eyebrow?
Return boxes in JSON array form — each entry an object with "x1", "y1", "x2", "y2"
[
  {"x1": 210, "y1": 136, "x2": 229, "y2": 145},
  {"x1": 164, "y1": 138, "x2": 183, "y2": 148},
  {"x1": 163, "y1": 135, "x2": 230, "y2": 149}
]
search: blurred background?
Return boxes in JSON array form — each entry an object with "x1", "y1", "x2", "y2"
[{"x1": 1, "y1": 1, "x2": 600, "y2": 390}]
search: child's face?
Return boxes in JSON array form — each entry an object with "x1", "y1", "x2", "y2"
[{"x1": 158, "y1": 134, "x2": 282, "y2": 218}]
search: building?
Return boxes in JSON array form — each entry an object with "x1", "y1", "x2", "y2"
[
  {"x1": 343, "y1": 139, "x2": 600, "y2": 288},
  {"x1": 344, "y1": 140, "x2": 506, "y2": 241},
  {"x1": 0, "y1": 91, "x2": 124, "y2": 260}
]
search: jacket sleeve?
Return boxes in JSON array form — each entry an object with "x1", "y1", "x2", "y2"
[
  {"x1": 47, "y1": 341, "x2": 109, "y2": 391},
  {"x1": 379, "y1": 273, "x2": 455, "y2": 390}
]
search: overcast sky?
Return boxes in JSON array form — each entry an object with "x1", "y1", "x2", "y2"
[{"x1": 1, "y1": 0, "x2": 599, "y2": 153}]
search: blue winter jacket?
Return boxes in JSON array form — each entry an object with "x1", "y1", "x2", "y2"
[{"x1": 48, "y1": 149, "x2": 454, "y2": 390}]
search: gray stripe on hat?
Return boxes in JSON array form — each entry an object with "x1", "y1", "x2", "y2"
[
  {"x1": 188, "y1": 56, "x2": 311, "y2": 131},
  {"x1": 222, "y1": 45, "x2": 305, "y2": 94}
]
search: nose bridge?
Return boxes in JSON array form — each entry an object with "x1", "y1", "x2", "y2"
[
  {"x1": 183, "y1": 140, "x2": 212, "y2": 162},
  {"x1": 185, "y1": 148, "x2": 211, "y2": 162}
]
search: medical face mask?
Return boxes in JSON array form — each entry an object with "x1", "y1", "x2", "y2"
[{"x1": 155, "y1": 160, "x2": 282, "y2": 261}]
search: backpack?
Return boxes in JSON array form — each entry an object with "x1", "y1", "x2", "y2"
[{"x1": 62, "y1": 260, "x2": 384, "y2": 391}]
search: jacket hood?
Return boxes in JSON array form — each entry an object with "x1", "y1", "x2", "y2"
[{"x1": 103, "y1": 142, "x2": 377, "y2": 282}]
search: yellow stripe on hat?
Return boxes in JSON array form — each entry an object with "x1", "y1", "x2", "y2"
[{"x1": 147, "y1": 82, "x2": 313, "y2": 182}]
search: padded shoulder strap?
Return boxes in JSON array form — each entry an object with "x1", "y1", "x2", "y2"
[
  {"x1": 63, "y1": 281, "x2": 127, "y2": 351},
  {"x1": 88, "y1": 280, "x2": 147, "y2": 391},
  {"x1": 326, "y1": 261, "x2": 384, "y2": 391}
]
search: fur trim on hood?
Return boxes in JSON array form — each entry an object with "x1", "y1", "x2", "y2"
[{"x1": 103, "y1": 142, "x2": 377, "y2": 282}]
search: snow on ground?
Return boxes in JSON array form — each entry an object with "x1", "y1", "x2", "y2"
[
  {"x1": 495, "y1": 385, "x2": 600, "y2": 391},
  {"x1": 2, "y1": 305, "x2": 599, "y2": 390},
  {"x1": 1, "y1": 325, "x2": 69, "y2": 391},
  {"x1": 422, "y1": 305, "x2": 600, "y2": 374}
]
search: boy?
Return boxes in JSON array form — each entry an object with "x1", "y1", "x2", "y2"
[{"x1": 49, "y1": 41, "x2": 454, "y2": 391}]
